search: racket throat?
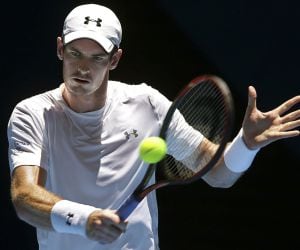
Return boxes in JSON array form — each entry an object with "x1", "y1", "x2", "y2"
[{"x1": 117, "y1": 193, "x2": 143, "y2": 221}]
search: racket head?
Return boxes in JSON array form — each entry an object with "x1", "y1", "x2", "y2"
[
  {"x1": 117, "y1": 75, "x2": 235, "y2": 220},
  {"x1": 156, "y1": 75, "x2": 235, "y2": 185}
]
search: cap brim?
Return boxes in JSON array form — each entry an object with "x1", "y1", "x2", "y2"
[{"x1": 63, "y1": 30, "x2": 114, "y2": 53}]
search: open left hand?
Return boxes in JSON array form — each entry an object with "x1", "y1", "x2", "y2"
[{"x1": 242, "y1": 86, "x2": 300, "y2": 150}]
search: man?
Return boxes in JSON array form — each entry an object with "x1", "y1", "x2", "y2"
[{"x1": 7, "y1": 4, "x2": 300, "y2": 250}]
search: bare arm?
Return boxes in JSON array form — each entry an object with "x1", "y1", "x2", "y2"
[
  {"x1": 199, "y1": 139, "x2": 243, "y2": 188},
  {"x1": 11, "y1": 165, "x2": 61, "y2": 230},
  {"x1": 202, "y1": 86, "x2": 300, "y2": 188},
  {"x1": 11, "y1": 165, "x2": 126, "y2": 243}
]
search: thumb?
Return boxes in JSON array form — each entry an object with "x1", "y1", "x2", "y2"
[{"x1": 246, "y1": 85, "x2": 257, "y2": 115}]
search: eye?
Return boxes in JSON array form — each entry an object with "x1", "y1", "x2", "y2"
[
  {"x1": 69, "y1": 50, "x2": 81, "y2": 58},
  {"x1": 93, "y1": 55, "x2": 106, "y2": 62}
]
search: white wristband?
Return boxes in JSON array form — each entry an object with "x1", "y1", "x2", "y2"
[
  {"x1": 224, "y1": 129, "x2": 260, "y2": 173},
  {"x1": 50, "y1": 200, "x2": 99, "y2": 237}
]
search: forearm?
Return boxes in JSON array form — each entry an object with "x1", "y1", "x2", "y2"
[
  {"x1": 201, "y1": 158, "x2": 243, "y2": 188},
  {"x1": 11, "y1": 181, "x2": 61, "y2": 230},
  {"x1": 184, "y1": 138, "x2": 241, "y2": 188},
  {"x1": 11, "y1": 165, "x2": 62, "y2": 230},
  {"x1": 10, "y1": 165, "x2": 126, "y2": 242},
  {"x1": 202, "y1": 129, "x2": 259, "y2": 188}
]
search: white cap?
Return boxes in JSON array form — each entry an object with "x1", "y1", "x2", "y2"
[{"x1": 62, "y1": 4, "x2": 122, "y2": 53}]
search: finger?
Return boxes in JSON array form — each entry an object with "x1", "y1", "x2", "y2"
[
  {"x1": 245, "y1": 86, "x2": 257, "y2": 116},
  {"x1": 280, "y1": 120, "x2": 300, "y2": 131},
  {"x1": 270, "y1": 130, "x2": 300, "y2": 140},
  {"x1": 281, "y1": 110, "x2": 300, "y2": 123},
  {"x1": 101, "y1": 209, "x2": 121, "y2": 223},
  {"x1": 89, "y1": 226, "x2": 117, "y2": 243},
  {"x1": 275, "y1": 95, "x2": 300, "y2": 115},
  {"x1": 102, "y1": 218, "x2": 127, "y2": 233},
  {"x1": 111, "y1": 221, "x2": 127, "y2": 233},
  {"x1": 96, "y1": 230, "x2": 119, "y2": 244},
  {"x1": 92, "y1": 222, "x2": 123, "y2": 243}
]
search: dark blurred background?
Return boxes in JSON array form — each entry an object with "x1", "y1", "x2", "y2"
[{"x1": 1, "y1": 0, "x2": 300, "y2": 249}]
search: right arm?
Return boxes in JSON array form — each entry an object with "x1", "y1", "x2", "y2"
[
  {"x1": 8, "y1": 102, "x2": 126, "y2": 244},
  {"x1": 11, "y1": 165, "x2": 127, "y2": 244},
  {"x1": 11, "y1": 165, "x2": 60, "y2": 230}
]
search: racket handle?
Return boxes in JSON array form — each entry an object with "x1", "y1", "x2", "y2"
[{"x1": 117, "y1": 194, "x2": 142, "y2": 221}]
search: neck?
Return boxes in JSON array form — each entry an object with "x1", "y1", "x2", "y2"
[{"x1": 61, "y1": 81, "x2": 108, "y2": 113}]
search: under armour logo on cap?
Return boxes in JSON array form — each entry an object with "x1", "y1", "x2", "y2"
[{"x1": 84, "y1": 16, "x2": 102, "y2": 27}]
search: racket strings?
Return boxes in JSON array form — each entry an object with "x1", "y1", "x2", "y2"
[
  {"x1": 162, "y1": 80, "x2": 230, "y2": 181},
  {"x1": 178, "y1": 81, "x2": 226, "y2": 141},
  {"x1": 177, "y1": 81, "x2": 227, "y2": 145}
]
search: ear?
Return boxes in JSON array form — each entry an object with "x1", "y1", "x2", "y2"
[
  {"x1": 110, "y1": 49, "x2": 123, "y2": 70},
  {"x1": 57, "y1": 37, "x2": 64, "y2": 60}
]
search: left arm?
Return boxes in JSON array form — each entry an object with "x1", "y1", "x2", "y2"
[
  {"x1": 202, "y1": 86, "x2": 300, "y2": 188},
  {"x1": 200, "y1": 138, "x2": 243, "y2": 188}
]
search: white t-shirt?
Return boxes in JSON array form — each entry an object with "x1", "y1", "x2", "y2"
[{"x1": 8, "y1": 81, "x2": 203, "y2": 250}]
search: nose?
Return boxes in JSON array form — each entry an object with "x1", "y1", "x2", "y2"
[
  {"x1": 77, "y1": 66, "x2": 90, "y2": 75},
  {"x1": 77, "y1": 59, "x2": 90, "y2": 75}
]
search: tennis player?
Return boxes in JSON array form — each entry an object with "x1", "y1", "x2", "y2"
[{"x1": 7, "y1": 4, "x2": 300, "y2": 250}]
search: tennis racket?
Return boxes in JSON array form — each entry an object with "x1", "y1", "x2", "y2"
[{"x1": 117, "y1": 75, "x2": 235, "y2": 221}]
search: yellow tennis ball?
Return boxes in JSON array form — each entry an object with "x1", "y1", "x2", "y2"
[{"x1": 139, "y1": 137, "x2": 167, "y2": 163}]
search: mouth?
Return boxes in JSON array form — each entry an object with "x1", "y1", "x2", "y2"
[{"x1": 72, "y1": 77, "x2": 90, "y2": 84}]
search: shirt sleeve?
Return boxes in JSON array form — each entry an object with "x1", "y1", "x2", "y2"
[
  {"x1": 7, "y1": 101, "x2": 49, "y2": 174},
  {"x1": 166, "y1": 109, "x2": 204, "y2": 160},
  {"x1": 146, "y1": 84, "x2": 203, "y2": 160}
]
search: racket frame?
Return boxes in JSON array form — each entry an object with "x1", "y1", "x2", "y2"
[{"x1": 117, "y1": 75, "x2": 234, "y2": 220}]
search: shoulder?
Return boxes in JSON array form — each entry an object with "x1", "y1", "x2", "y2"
[
  {"x1": 107, "y1": 81, "x2": 172, "y2": 120},
  {"x1": 108, "y1": 80, "x2": 167, "y2": 102},
  {"x1": 13, "y1": 88, "x2": 59, "y2": 114},
  {"x1": 9, "y1": 88, "x2": 61, "y2": 125}
]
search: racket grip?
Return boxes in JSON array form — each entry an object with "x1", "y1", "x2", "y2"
[{"x1": 117, "y1": 194, "x2": 141, "y2": 221}]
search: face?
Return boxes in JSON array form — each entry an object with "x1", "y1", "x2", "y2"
[{"x1": 57, "y1": 37, "x2": 121, "y2": 97}]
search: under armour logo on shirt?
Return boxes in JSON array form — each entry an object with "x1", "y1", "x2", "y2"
[
  {"x1": 124, "y1": 129, "x2": 138, "y2": 139},
  {"x1": 84, "y1": 16, "x2": 102, "y2": 27}
]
